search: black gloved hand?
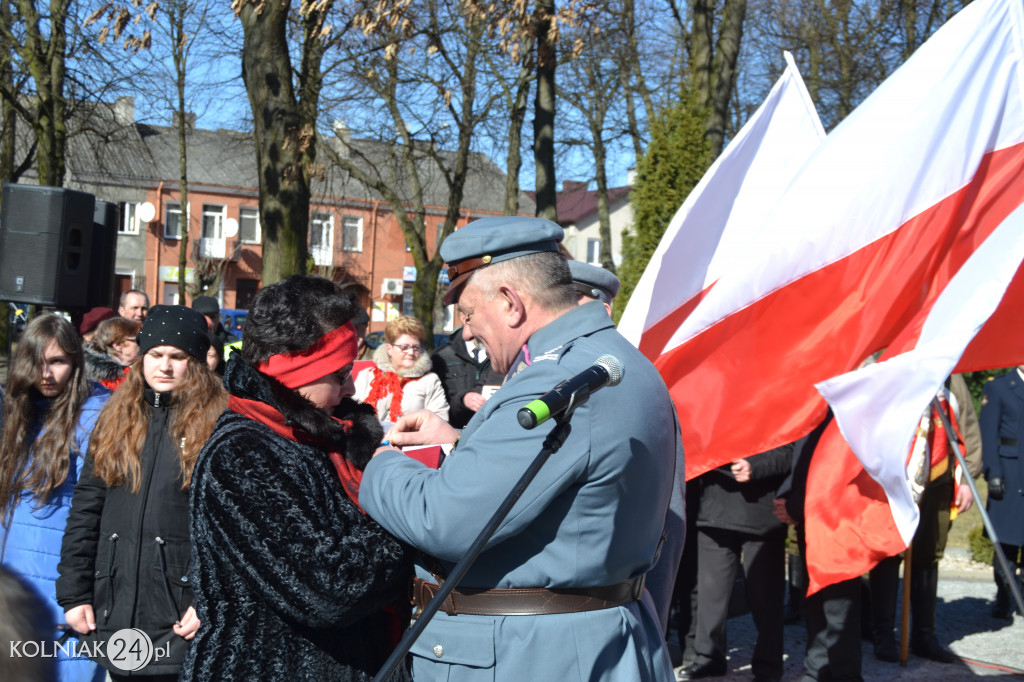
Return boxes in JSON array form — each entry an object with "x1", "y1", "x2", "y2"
[{"x1": 988, "y1": 476, "x2": 1005, "y2": 501}]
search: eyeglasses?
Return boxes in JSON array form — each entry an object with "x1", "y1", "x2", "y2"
[
  {"x1": 332, "y1": 367, "x2": 353, "y2": 384},
  {"x1": 390, "y1": 343, "x2": 423, "y2": 354}
]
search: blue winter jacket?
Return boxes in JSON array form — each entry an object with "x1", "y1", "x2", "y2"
[{"x1": 1, "y1": 383, "x2": 110, "y2": 682}]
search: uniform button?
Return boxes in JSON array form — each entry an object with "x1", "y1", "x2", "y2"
[
  {"x1": 181, "y1": 576, "x2": 189, "y2": 582},
  {"x1": 433, "y1": 644, "x2": 444, "y2": 658}
]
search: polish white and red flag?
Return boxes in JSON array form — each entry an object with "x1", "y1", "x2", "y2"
[
  {"x1": 652, "y1": 0, "x2": 1024, "y2": 496},
  {"x1": 806, "y1": 201, "x2": 1024, "y2": 592},
  {"x1": 617, "y1": 52, "x2": 825, "y2": 359}
]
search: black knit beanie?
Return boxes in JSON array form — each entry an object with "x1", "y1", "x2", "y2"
[{"x1": 137, "y1": 305, "x2": 211, "y2": 362}]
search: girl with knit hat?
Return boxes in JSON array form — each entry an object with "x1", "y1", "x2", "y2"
[{"x1": 58, "y1": 305, "x2": 226, "y2": 681}]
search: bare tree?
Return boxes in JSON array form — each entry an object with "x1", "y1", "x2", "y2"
[
  {"x1": 740, "y1": 0, "x2": 970, "y2": 132},
  {"x1": 233, "y1": 0, "x2": 334, "y2": 285},
  {"x1": 318, "y1": 0, "x2": 503, "y2": 329},
  {"x1": 557, "y1": 4, "x2": 628, "y2": 272},
  {"x1": 689, "y1": 0, "x2": 747, "y2": 158},
  {"x1": 0, "y1": 0, "x2": 75, "y2": 186}
]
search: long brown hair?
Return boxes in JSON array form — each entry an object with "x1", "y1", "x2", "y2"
[
  {"x1": 0, "y1": 314, "x2": 92, "y2": 525},
  {"x1": 89, "y1": 354, "x2": 227, "y2": 492}
]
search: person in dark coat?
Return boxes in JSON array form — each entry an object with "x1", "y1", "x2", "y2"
[
  {"x1": 191, "y1": 295, "x2": 239, "y2": 348},
  {"x1": 678, "y1": 445, "x2": 792, "y2": 681},
  {"x1": 776, "y1": 415, "x2": 864, "y2": 682},
  {"x1": 980, "y1": 367, "x2": 1024, "y2": 619},
  {"x1": 180, "y1": 275, "x2": 412, "y2": 682},
  {"x1": 58, "y1": 305, "x2": 226, "y2": 681},
  {"x1": 430, "y1": 326, "x2": 504, "y2": 428}
]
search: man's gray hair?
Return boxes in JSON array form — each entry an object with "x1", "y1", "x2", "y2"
[
  {"x1": 119, "y1": 289, "x2": 150, "y2": 307},
  {"x1": 471, "y1": 251, "x2": 576, "y2": 311}
]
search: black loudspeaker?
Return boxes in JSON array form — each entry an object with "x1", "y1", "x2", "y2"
[
  {"x1": 88, "y1": 200, "x2": 119, "y2": 308},
  {"x1": 0, "y1": 183, "x2": 96, "y2": 308}
]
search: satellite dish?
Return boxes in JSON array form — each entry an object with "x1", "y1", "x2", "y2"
[
  {"x1": 223, "y1": 218, "x2": 239, "y2": 239},
  {"x1": 137, "y1": 201, "x2": 156, "y2": 223}
]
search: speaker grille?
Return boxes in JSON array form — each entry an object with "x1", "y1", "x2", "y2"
[{"x1": 0, "y1": 184, "x2": 96, "y2": 307}]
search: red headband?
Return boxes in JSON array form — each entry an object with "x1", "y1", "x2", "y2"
[{"x1": 256, "y1": 323, "x2": 358, "y2": 389}]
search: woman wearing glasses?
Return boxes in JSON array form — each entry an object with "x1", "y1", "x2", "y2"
[
  {"x1": 354, "y1": 316, "x2": 449, "y2": 423},
  {"x1": 84, "y1": 317, "x2": 141, "y2": 390}
]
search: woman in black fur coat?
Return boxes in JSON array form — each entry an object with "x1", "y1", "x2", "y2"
[{"x1": 180, "y1": 276, "x2": 412, "y2": 682}]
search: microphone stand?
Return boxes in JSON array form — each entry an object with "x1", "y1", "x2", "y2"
[{"x1": 372, "y1": 415, "x2": 575, "y2": 682}]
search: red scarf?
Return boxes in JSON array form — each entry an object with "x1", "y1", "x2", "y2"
[
  {"x1": 364, "y1": 370, "x2": 419, "y2": 422},
  {"x1": 228, "y1": 395, "x2": 366, "y2": 513}
]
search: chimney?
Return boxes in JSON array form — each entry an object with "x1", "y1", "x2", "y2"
[
  {"x1": 626, "y1": 167, "x2": 636, "y2": 186},
  {"x1": 172, "y1": 111, "x2": 197, "y2": 130},
  {"x1": 332, "y1": 119, "x2": 350, "y2": 157},
  {"x1": 114, "y1": 96, "x2": 135, "y2": 125}
]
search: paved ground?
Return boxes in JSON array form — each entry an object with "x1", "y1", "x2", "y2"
[{"x1": 670, "y1": 549, "x2": 1024, "y2": 680}]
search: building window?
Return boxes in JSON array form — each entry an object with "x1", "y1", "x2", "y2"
[
  {"x1": 198, "y1": 204, "x2": 227, "y2": 258},
  {"x1": 235, "y1": 279, "x2": 259, "y2": 309},
  {"x1": 239, "y1": 206, "x2": 260, "y2": 244},
  {"x1": 310, "y1": 211, "x2": 334, "y2": 266},
  {"x1": 119, "y1": 202, "x2": 139, "y2": 234},
  {"x1": 587, "y1": 238, "x2": 601, "y2": 265},
  {"x1": 342, "y1": 215, "x2": 363, "y2": 252},
  {"x1": 202, "y1": 204, "x2": 225, "y2": 239},
  {"x1": 164, "y1": 202, "x2": 184, "y2": 239}
]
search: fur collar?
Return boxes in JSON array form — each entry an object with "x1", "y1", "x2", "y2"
[
  {"x1": 84, "y1": 347, "x2": 126, "y2": 383},
  {"x1": 371, "y1": 343, "x2": 432, "y2": 378},
  {"x1": 223, "y1": 356, "x2": 382, "y2": 469}
]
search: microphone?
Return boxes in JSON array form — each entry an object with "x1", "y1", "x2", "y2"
[{"x1": 517, "y1": 355, "x2": 624, "y2": 429}]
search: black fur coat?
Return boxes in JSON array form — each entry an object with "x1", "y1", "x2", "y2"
[{"x1": 180, "y1": 358, "x2": 412, "y2": 682}]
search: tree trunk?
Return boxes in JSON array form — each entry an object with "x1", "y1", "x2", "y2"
[
  {"x1": 17, "y1": 0, "x2": 70, "y2": 186},
  {"x1": 533, "y1": 0, "x2": 557, "y2": 221},
  {"x1": 0, "y1": 46, "x2": 14, "y2": 186},
  {"x1": 707, "y1": 0, "x2": 746, "y2": 158},
  {"x1": 173, "y1": 1, "x2": 190, "y2": 305},
  {"x1": 690, "y1": 0, "x2": 713, "y2": 109},
  {"x1": 505, "y1": 55, "x2": 532, "y2": 216},
  {"x1": 239, "y1": 0, "x2": 312, "y2": 286},
  {"x1": 593, "y1": 132, "x2": 615, "y2": 273},
  {"x1": 690, "y1": 0, "x2": 746, "y2": 159}
]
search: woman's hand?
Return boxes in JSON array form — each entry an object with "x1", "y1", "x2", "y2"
[
  {"x1": 173, "y1": 605, "x2": 201, "y2": 641},
  {"x1": 65, "y1": 604, "x2": 96, "y2": 635}
]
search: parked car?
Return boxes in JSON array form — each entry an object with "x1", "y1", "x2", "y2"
[{"x1": 220, "y1": 308, "x2": 248, "y2": 335}]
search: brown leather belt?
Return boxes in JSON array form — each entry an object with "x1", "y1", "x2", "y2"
[{"x1": 411, "y1": 575, "x2": 645, "y2": 617}]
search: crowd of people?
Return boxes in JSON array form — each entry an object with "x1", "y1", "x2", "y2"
[{"x1": 0, "y1": 217, "x2": 1020, "y2": 682}]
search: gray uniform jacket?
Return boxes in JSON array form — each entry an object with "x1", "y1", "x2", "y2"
[{"x1": 362, "y1": 301, "x2": 678, "y2": 681}]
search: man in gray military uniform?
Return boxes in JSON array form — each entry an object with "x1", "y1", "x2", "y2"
[
  {"x1": 362, "y1": 216, "x2": 680, "y2": 680},
  {"x1": 567, "y1": 259, "x2": 686, "y2": 640}
]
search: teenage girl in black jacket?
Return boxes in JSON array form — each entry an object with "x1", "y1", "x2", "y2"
[{"x1": 57, "y1": 305, "x2": 226, "y2": 681}]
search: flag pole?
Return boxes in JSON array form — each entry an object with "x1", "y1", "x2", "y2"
[
  {"x1": 900, "y1": 542, "x2": 911, "y2": 667},
  {"x1": 931, "y1": 397, "x2": 1024, "y2": 617}
]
